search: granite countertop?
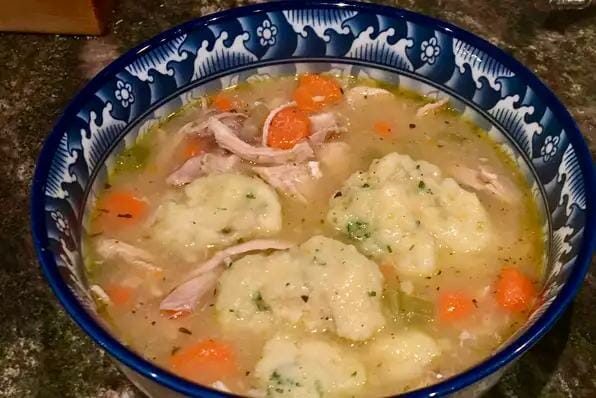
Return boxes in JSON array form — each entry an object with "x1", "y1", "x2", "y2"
[{"x1": 0, "y1": 0, "x2": 594, "y2": 397}]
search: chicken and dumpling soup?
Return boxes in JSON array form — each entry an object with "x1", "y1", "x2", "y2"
[{"x1": 84, "y1": 73, "x2": 544, "y2": 397}]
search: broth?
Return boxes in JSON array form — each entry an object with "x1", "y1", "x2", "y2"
[{"x1": 83, "y1": 74, "x2": 544, "y2": 397}]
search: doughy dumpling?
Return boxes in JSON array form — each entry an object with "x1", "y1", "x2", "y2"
[
  {"x1": 215, "y1": 236, "x2": 385, "y2": 340},
  {"x1": 327, "y1": 153, "x2": 491, "y2": 276},
  {"x1": 216, "y1": 251, "x2": 307, "y2": 333},
  {"x1": 151, "y1": 173, "x2": 282, "y2": 261},
  {"x1": 365, "y1": 330, "x2": 440, "y2": 384},
  {"x1": 300, "y1": 236, "x2": 385, "y2": 341},
  {"x1": 255, "y1": 334, "x2": 366, "y2": 398}
]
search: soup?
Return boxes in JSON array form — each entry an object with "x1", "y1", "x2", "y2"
[{"x1": 84, "y1": 73, "x2": 544, "y2": 397}]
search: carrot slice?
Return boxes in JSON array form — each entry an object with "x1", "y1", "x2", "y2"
[
  {"x1": 293, "y1": 74, "x2": 343, "y2": 113},
  {"x1": 437, "y1": 291, "x2": 474, "y2": 323},
  {"x1": 267, "y1": 106, "x2": 311, "y2": 149},
  {"x1": 373, "y1": 121, "x2": 393, "y2": 137},
  {"x1": 213, "y1": 92, "x2": 234, "y2": 112},
  {"x1": 180, "y1": 135, "x2": 205, "y2": 160},
  {"x1": 379, "y1": 263, "x2": 398, "y2": 282},
  {"x1": 95, "y1": 189, "x2": 149, "y2": 230},
  {"x1": 169, "y1": 339, "x2": 238, "y2": 384},
  {"x1": 104, "y1": 284, "x2": 134, "y2": 306},
  {"x1": 495, "y1": 267, "x2": 536, "y2": 313}
]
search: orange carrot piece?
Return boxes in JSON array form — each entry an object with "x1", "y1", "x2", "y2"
[
  {"x1": 104, "y1": 284, "x2": 134, "y2": 306},
  {"x1": 437, "y1": 291, "x2": 474, "y2": 323},
  {"x1": 95, "y1": 190, "x2": 149, "y2": 230},
  {"x1": 495, "y1": 267, "x2": 536, "y2": 313},
  {"x1": 169, "y1": 339, "x2": 238, "y2": 384},
  {"x1": 293, "y1": 74, "x2": 343, "y2": 113},
  {"x1": 213, "y1": 92, "x2": 234, "y2": 112},
  {"x1": 267, "y1": 106, "x2": 311, "y2": 149},
  {"x1": 379, "y1": 263, "x2": 398, "y2": 282},
  {"x1": 180, "y1": 135, "x2": 205, "y2": 160},
  {"x1": 373, "y1": 121, "x2": 393, "y2": 137}
]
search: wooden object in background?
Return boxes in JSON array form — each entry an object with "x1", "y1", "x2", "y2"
[{"x1": 0, "y1": 0, "x2": 114, "y2": 35}]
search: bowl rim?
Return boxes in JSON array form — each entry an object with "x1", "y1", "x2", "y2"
[{"x1": 30, "y1": 1, "x2": 596, "y2": 397}]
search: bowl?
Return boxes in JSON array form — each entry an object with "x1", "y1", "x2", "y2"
[{"x1": 30, "y1": 1, "x2": 595, "y2": 397}]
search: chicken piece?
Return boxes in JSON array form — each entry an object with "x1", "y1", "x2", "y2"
[
  {"x1": 308, "y1": 112, "x2": 346, "y2": 144},
  {"x1": 89, "y1": 284, "x2": 112, "y2": 306},
  {"x1": 177, "y1": 112, "x2": 247, "y2": 137},
  {"x1": 160, "y1": 239, "x2": 293, "y2": 314},
  {"x1": 209, "y1": 117, "x2": 314, "y2": 164},
  {"x1": 252, "y1": 162, "x2": 322, "y2": 202},
  {"x1": 186, "y1": 239, "x2": 294, "y2": 278},
  {"x1": 449, "y1": 164, "x2": 519, "y2": 203},
  {"x1": 166, "y1": 153, "x2": 241, "y2": 186},
  {"x1": 416, "y1": 97, "x2": 449, "y2": 117},
  {"x1": 95, "y1": 239, "x2": 162, "y2": 273},
  {"x1": 159, "y1": 270, "x2": 219, "y2": 314},
  {"x1": 345, "y1": 86, "x2": 393, "y2": 106}
]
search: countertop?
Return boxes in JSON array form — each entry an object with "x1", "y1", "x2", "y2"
[{"x1": 0, "y1": 0, "x2": 594, "y2": 397}]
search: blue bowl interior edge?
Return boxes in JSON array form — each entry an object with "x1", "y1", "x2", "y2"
[{"x1": 30, "y1": 1, "x2": 596, "y2": 397}]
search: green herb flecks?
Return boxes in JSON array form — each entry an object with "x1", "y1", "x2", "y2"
[
  {"x1": 253, "y1": 291, "x2": 271, "y2": 312},
  {"x1": 114, "y1": 144, "x2": 150, "y2": 174},
  {"x1": 417, "y1": 180, "x2": 433, "y2": 194},
  {"x1": 346, "y1": 220, "x2": 371, "y2": 241}
]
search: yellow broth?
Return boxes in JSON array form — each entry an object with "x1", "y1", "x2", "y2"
[{"x1": 83, "y1": 75, "x2": 544, "y2": 397}]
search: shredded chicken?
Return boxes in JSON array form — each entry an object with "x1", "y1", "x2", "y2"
[
  {"x1": 90, "y1": 284, "x2": 112, "y2": 306},
  {"x1": 253, "y1": 162, "x2": 323, "y2": 202},
  {"x1": 450, "y1": 164, "x2": 518, "y2": 203},
  {"x1": 187, "y1": 239, "x2": 294, "y2": 279},
  {"x1": 166, "y1": 153, "x2": 241, "y2": 186},
  {"x1": 160, "y1": 239, "x2": 293, "y2": 314},
  {"x1": 308, "y1": 112, "x2": 346, "y2": 144},
  {"x1": 209, "y1": 117, "x2": 314, "y2": 164},
  {"x1": 345, "y1": 86, "x2": 393, "y2": 106},
  {"x1": 95, "y1": 239, "x2": 162, "y2": 273},
  {"x1": 261, "y1": 102, "x2": 297, "y2": 146},
  {"x1": 159, "y1": 270, "x2": 219, "y2": 314},
  {"x1": 178, "y1": 112, "x2": 247, "y2": 137},
  {"x1": 416, "y1": 98, "x2": 449, "y2": 117}
]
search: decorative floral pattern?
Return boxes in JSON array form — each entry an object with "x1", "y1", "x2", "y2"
[
  {"x1": 50, "y1": 210, "x2": 69, "y2": 235},
  {"x1": 115, "y1": 80, "x2": 134, "y2": 108},
  {"x1": 256, "y1": 19, "x2": 278, "y2": 47},
  {"x1": 541, "y1": 135, "x2": 560, "y2": 162},
  {"x1": 420, "y1": 37, "x2": 441, "y2": 64},
  {"x1": 33, "y1": 3, "x2": 592, "y2": 397}
]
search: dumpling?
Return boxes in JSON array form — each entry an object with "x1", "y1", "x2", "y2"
[
  {"x1": 365, "y1": 330, "x2": 440, "y2": 384},
  {"x1": 327, "y1": 153, "x2": 492, "y2": 276},
  {"x1": 299, "y1": 236, "x2": 385, "y2": 341},
  {"x1": 215, "y1": 236, "x2": 385, "y2": 341},
  {"x1": 215, "y1": 251, "x2": 308, "y2": 334},
  {"x1": 151, "y1": 173, "x2": 282, "y2": 261},
  {"x1": 254, "y1": 334, "x2": 366, "y2": 398}
]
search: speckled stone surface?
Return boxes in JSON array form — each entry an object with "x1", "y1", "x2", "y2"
[{"x1": 0, "y1": 1, "x2": 593, "y2": 397}]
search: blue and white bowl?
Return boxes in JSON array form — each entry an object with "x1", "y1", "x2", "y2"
[{"x1": 30, "y1": 1, "x2": 595, "y2": 397}]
